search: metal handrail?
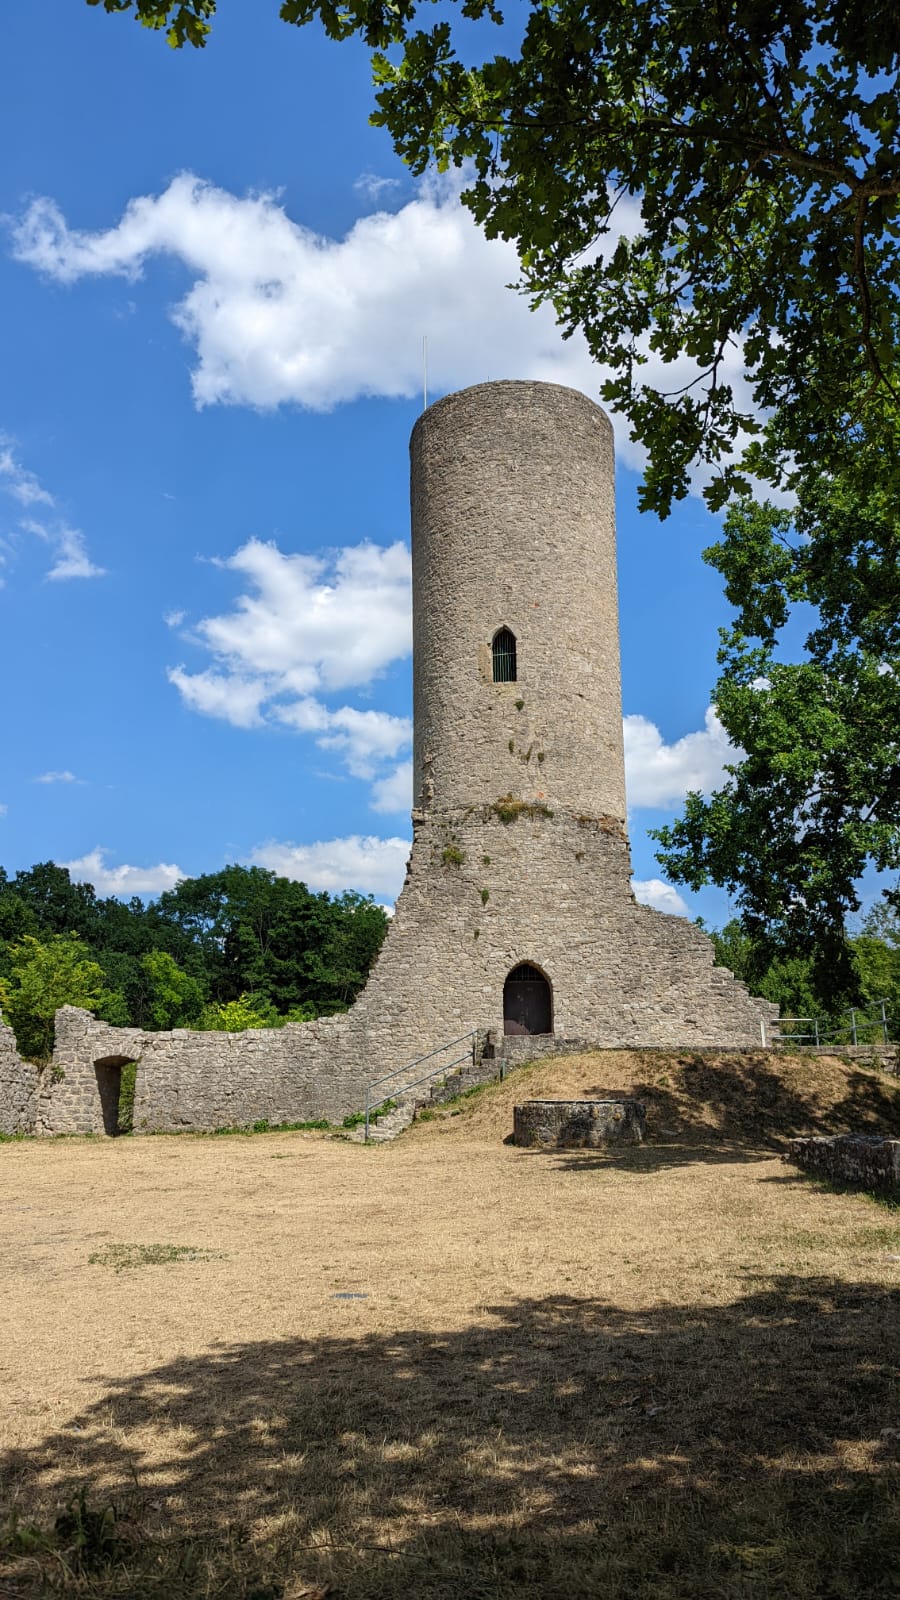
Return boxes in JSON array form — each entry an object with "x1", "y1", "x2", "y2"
[
  {"x1": 775, "y1": 999, "x2": 891, "y2": 1048},
  {"x1": 364, "y1": 1029, "x2": 478, "y2": 1142}
]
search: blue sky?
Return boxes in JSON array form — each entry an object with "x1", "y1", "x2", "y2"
[{"x1": 0, "y1": 0, "x2": 753, "y2": 921}]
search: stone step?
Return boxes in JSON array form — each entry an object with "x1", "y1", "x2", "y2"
[{"x1": 348, "y1": 1037, "x2": 626, "y2": 1143}]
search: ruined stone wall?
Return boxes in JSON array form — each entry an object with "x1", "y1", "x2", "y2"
[
  {"x1": 0, "y1": 1017, "x2": 40, "y2": 1135},
  {"x1": 38, "y1": 811, "x2": 775, "y2": 1136},
  {"x1": 787, "y1": 1135, "x2": 900, "y2": 1194}
]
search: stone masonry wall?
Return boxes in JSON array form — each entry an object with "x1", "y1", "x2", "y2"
[
  {"x1": 410, "y1": 383, "x2": 626, "y2": 823},
  {"x1": 38, "y1": 813, "x2": 776, "y2": 1136},
  {"x1": 0, "y1": 1017, "x2": 40, "y2": 1135},
  {"x1": 787, "y1": 1135, "x2": 900, "y2": 1194}
]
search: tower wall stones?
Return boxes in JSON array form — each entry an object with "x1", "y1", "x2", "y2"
[
  {"x1": 411, "y1": 383, "x2": 626, "y2": 820},
  {"x1": 2, "y1": 380, "x2": 777, "y2": 1139}
]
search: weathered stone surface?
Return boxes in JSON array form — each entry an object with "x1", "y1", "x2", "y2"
[
  {"x1": 786, "y1": 1135, "x2": 900, "y2": 1194},
  {"x1": 8, "y1": 381, "x2": 778, "y2": 1140},
  {"x1": 514, "y1": 1098, "x2": 646, "y2": 1147},
  {"x1": 0, "y1": 1017, "x2": 41, "y2": 1135}
]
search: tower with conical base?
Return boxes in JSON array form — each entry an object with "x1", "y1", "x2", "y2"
[
  {"x1": 336, "y1": 380, "x2": 774, "y2": 1056},
  {"x1": 29, "y1": 380, "x2": 777, "y2": 1137}
]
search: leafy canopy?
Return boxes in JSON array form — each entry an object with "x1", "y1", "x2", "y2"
[
  {"x1": 87, "y1": 0, "x2": 900, "y2": 512},
  {"x1": 653, "y1": 442, "x2": 900, "y2": 1004},
  {"x1": 0, "y1": 861, "x2": 389, "y2": 1051},
  {"x1": 0, "y1": 934, "x2": 117, "y2": 1061}
]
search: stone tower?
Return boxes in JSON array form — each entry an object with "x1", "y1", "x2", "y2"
[
  {"x1": 18, "y1": 379, "x2": 775, "y2": 1138},
  {"x1": 411, "y1": 381, "x2": 625, "y2": 824},
  {"x1": 346, "y1": 378, "x2": 774, "y2": 1053}
]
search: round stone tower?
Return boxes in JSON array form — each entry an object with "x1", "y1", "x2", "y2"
[{"x1": 410, "y1": 382, "x2": 626, "y2": 820}]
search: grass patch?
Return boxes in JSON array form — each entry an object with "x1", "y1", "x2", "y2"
[
  {"x1": 788, "y1": 1170, "x2": 900, "y2": 1212},
  {"x1": 88, "y1": 1243, "x2": 224, "y2": 1273},
  {"x1": 418, "y1": 1046, "x2": 900, "y2": 1149},
  {"x1": 342, "y1": 1098, "x2": 398, "y2": 1129},
  {"x1": 148, "y1": 1117, "x2": 334, "y2": 1138},
  {"x1": 490, "y1": 795, "x2": 554, "y2": 825}
]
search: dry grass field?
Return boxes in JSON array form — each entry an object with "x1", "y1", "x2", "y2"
[{"x1": 1, "y1": 1049, "x2": 898, "y2": 1599}]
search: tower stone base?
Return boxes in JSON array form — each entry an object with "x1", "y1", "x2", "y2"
[{"x1": 4, "y1": 805, "x2": 775, "y2": 1138}]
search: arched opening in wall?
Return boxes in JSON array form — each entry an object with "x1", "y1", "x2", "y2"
[
  {"x1": 503, "y1": 964, "x2": 553, "y2": 1036},
  {"x1": 492, "y1": 626, "x2": 517, "y2": 683},
  {"x1": 94, "y1": 1055, "x2": 138, "y2": 1136}
]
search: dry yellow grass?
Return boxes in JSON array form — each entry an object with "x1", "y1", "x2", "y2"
[{"x1": 0, "y1": 1050, "x2": 898, "y2": 1598}]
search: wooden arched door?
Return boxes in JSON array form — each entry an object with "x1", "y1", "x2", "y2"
[{"x1": 503, "y1": 963, "x2": 553, "y2": 1035}]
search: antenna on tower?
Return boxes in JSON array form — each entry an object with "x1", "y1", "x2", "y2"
[{"x1": 423, "y1": 336, "x2": 428, "y2": 412}]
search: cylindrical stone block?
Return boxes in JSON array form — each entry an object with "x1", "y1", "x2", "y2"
[
  {"x1": 513, "y1": 1098, "x2": 646, "y2": 1147},
  {"x1": 410, "y1": 381, "x2": 624, "y2": 820}
]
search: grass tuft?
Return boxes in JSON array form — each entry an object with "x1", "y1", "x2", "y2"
[{"x1": 88, "y1": 1243, "x2": 224, "y2": 1272}]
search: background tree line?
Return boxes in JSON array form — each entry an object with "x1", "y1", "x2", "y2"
[
  {"x1": 0, "y1": 862, "x2": 388, "y2": 1060},
  {"x1": 705, "y1": 905, "x2": 900, "y2": 1042}
]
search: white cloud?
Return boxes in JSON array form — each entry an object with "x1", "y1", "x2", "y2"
[
  {"x1": 46, "y1": 525, "x2": 105, "y2": 581},
  {"x1": 0, "y1": 438, "x2": 55, "y2": 507},
  {"x1": 275, "y1": 702, "x2": 412, "y2": 780},
  {"x1": 0, "y1": 803, "x2": 7, "y2": 818},
  {"x1": 249, "y1": 834, "x2": 411, "y2": 900},
  {"x1": 624, "y1": 706, "x2": 737, "y2": 808},
  {"x1": 631, "y1": 878, "x2": 690, "y2": 917},
  {"x1": 35, "y1": 770, "x2": 82, "y2": 784},
  {"x1": 354, "y1": 172, "x2": 403, "y2": 201},
  {"x1": 164, "y1": 607, "x2": 186, "y2": 628},
  {"x1": 8, "y1": 172, "x2": 760, "y2": 479},
  {"x1": 370, "y1": 760, "x2": 413, "y2": 814},
  {"x1": 62, "y1": 847, "x2": 184, "y2": 897},
  {"x1": 168, "y1": 536, "x2": 412, "y2": 797},
  {"x1": 167, "y1": 665, "x2": 268, "y2": 729},
  {"x1": 202, "y1": 537, "x2": 411, "y2": 693},
  {"x1": 0, "y1": 439, "x2": 103, "y2": 581}
]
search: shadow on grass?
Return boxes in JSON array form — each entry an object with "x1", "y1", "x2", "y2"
[
  {"x1": 557, "y1": 1053, "x2": 900, "y2": 1163},
  {"x1": 543, "y1": 1140, "x2": 773, "y2": 1173},
  {"x1": 2, "y1": 1277, "x2": 898, "y2": 1599}
]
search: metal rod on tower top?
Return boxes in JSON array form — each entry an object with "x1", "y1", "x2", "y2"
[{"x1": 423, "y1": 336, "x2": 428, "y2": 412}]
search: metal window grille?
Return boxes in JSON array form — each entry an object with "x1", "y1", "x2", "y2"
[{"x1": 492, "y1": 627, "x2": 517, "y2": 683}]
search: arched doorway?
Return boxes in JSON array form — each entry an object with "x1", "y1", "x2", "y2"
[{"x1": 503, "y1": 963, "x2": 553, "y2": 1036}]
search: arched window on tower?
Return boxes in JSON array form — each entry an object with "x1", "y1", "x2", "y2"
[{"x1": 492, "y1": 627, "x2": 517, "y2": 683}]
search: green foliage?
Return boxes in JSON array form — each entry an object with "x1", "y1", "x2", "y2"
[
  {"x1": 85, "y1": 0, "x2": 214, "y2": 48},
  {"x1": 0, "y1": 934, "x2": 117, "y2": 1061},
  {"x1": 491, "y1": 796, "x2": 553, "y2": 825},
  {"x1": 654, "y1": 457, "x2": 900, "y2": 1007},
  {"x1": 154, "y1": 866, "x2": 387, "y2": 1014},
  {"x1": 706, "y1": 913, "x2": 900, "y2": 1033},
  {"x1": 88, "y1": 1242, "x2": 223, "y2": 1270},
  {"x1": 137, "y1": 949, "x2": 205, "y2": 1030},
  {"x1": 117, "y1": 1061, "x2": 137, "y2": 1134},
  {"x1": 197, "y1": 992, "x2": 281, "y2": 1032},
  {"x1": 341, "y1": 1098, "x2": 397, "y2": 1128},
  {"x1": 90, "y1": 0, "x2": 900, "y2": 514},
  {"x1": 441, "y1": 845, "x2": 465, "y2": 867},
  {"x1": 0, "y1": 861, "x2": 388, "y2": 1049}
]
